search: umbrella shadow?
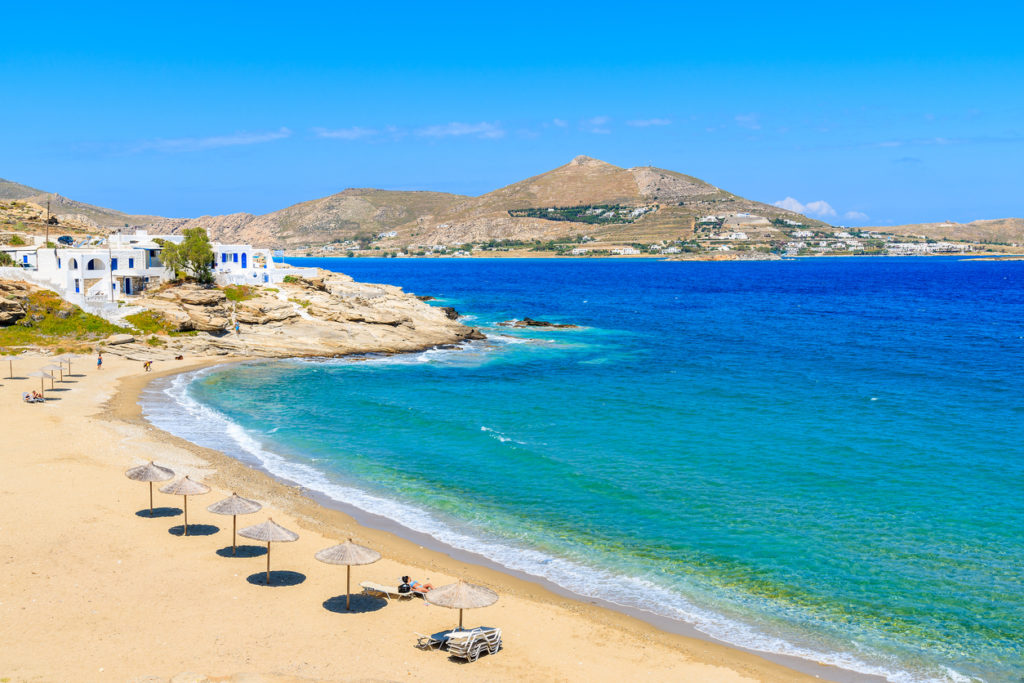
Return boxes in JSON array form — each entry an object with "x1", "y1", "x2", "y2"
[
  {"x1": 47, "y1": 387, "x2": 71, "y2": 392},
  {"x1": 322, "y1": 593, "x2": 387, "y2": 614},
  {"x1": 42, "y1": 396, "x2": 62, "y2": 401},
  {"x1": 135, "y1": 507, "x2": 182, "y2": 518},
  {"x1": 246, "y1": 571, "x2": 306, "y2": 587},
  {"x1": 215, "y1": 544, "x2": 267, "y2": 558},
  {"x1": 168, "y1": 524, "x2": 220, "y2": 536}
]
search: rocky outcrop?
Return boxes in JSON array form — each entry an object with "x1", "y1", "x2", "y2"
[
  {"x1": 106, "y1": 270, "x2": 487, "y2": 360},
  {"x1": 234, "y1": 297, "x2": 297, "y2": 325},
  {"x1": 0, "y1": 281, "x2": 29, "y2": 325},
  {"x1": 498, "y1": 317, "x2": 578, "y2": 329},
  {"x1": 142, "y1": 284, "x2": 233, "y2": 332}
]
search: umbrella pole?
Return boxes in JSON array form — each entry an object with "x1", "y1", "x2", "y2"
[
  {"x1": 459, "y1": 608, "x2": 464, "y2": 630},
  {"x1": 346, "y1": 565, "x2": 351, "y2": 611},
  {"x1": 232, "y1": 515, "x2": 237, "y2": 555},
  {"x1": 149, "y1": 482, "x2": 154, "y2": 516},
  {"x1": 266, "y1": 542, "x2": 271, "y2": 585},
  {"x1": 183, "y1": 495, "x2": 189, "y2": 536},
  {"x1": 8, "y1": 360, "x2": 11, "y2": 379}
]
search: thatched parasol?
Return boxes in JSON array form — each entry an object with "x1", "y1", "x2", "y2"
[
  {"x1": 27, "y1": 370, "x2": 53, "y2": 396},
  {"x1": 238, "y1": 518, "x2": 298, "y2": 584},
  {"x1": 314, "y1": 538, "x2": 382, "y2": 610},
  {"x1": 57, "y1": 354, "x2": 75, "y2": 375},
  {"x1": 159, "y1": 476, "x2": 211, "y2": 535},
  {"x1": 125, "y1": 461, "x2": 174, "y2": 515},
  {"x1": 41, "y1": 363, "x2": 65, "y2": 382},
  {"x1": 207, "y1": 492, "x2": 262, "y2": 555},
  {"x1": 425, "y1": 580, "x2": 499, "y2": 629}
]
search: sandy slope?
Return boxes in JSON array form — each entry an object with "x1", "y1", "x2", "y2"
[{"x1": 0, "y1": 354, "x2": 819, "y2": 683}]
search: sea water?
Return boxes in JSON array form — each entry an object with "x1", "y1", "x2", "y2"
[{"x1": 142, "y1": 257, "x2": 1024, "y2": 682}]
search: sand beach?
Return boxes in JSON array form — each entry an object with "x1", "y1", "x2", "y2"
[{"x1": 0, "y1": 353, "x2": 818, "y2": 682}]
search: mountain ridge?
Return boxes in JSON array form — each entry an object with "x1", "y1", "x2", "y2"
[{"x1": 3, "y1": 160, "x2": 1022, "y2": 248}]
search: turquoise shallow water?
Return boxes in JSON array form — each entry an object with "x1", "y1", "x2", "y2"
[{"x1": 143, "y1": 258, "x2": 1024, "y2": 682}]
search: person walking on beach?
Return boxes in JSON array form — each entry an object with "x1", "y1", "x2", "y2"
[
  {"x1": 143, "y1": 360, "x2": 152, "y2": 372},
  {"x1": 96, "y1": 353, "x2": 103, "y2": 370},
  {"x1": 235, "y1": 321, "x2": 240, "y2": 335}
]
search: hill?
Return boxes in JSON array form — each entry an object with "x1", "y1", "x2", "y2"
[
  {"x1": 159, "y1": 188, "x2": 466, "y2": 247},
  {"x1": 14, "y1": 158, "x2": 1022, "y2": 252},
  {"x1": 395, "y1": 156, "x2": 824, "y2": 247},
  {"x1": 868, "y1": 218, "x2": 1024, "y2": 245}
]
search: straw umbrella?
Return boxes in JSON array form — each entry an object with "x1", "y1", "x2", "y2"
[
  {"x1": 58, "y1": 354, "x2": 75, "y2": 375},
  {"x1": 314, "y1": 539, "x2": 382, "y2": 610},
  {"x1": 27, "y1": 370, "x2": 53, "y2": 397},
  {"x1": 159, "y1": 476, "x2": 211, "y2": 535},
  {"x1": 207, "y1": 493, "x2": 262, "y2": 555},
  {"x1": 239, "y1": 518, "x2": 298, "y2": 585},
  {"x1": 124, "y1": 461, "x2": 174, "y2": 516},
  {"x1": 42, "y1": 363, "x2": 65, "y2": 382},
  {"x1": 425, "y1": 580, "x2": 499, "y2": 629}
]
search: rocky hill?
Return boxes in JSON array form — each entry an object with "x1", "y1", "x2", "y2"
[
  {"x1": 1, "y1": 159, "x2": 821, "y2": 247},
  {"x1": 6, "y1": 161, "x2": 1022, "y2": 250},
  {"x1": 868, "y1": 218, "x2": 1024, "y2": 245}
]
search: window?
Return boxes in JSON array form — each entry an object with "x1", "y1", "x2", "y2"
[
  {"x1": 128, "y1": 258, "x2": 134, "y2": 268},
  {"x1": 233, "y1": 253, "x2": 239, "y2": 263},
  {"x1": 221, "y1": 253, "x2": 227, "y2": 263},
  {"x1": 111, "y1": 258, "x2": 118, "y2": 270},
  {"x1": 57, "y1": 258, "x2": 61, "y2": 269}
]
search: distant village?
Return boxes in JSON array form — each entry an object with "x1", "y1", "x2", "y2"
[{"x1": 285, "y1": 210, "x2": 990, "y2": 259}]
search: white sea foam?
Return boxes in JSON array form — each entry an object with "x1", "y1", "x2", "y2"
[
  {"x1": 480, "y1": 426, "x2": 526, "y2": 445},
  {"x1": 142, "y1": 366, "x2": 960, "y2": 683}
]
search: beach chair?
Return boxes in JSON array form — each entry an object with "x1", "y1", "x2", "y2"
[
  {"x1": 446, "y1": 627, "x2": 502, "y2": 662},
  {"x1": 415, "y1": 629, "x2": 451, "y2": 650},
  {"x1": 360, "y1": 580, "x2": 414, "y2": 602}
]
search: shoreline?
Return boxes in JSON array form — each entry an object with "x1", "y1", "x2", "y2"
[{"x1": 125, "y1": 359, "x2": 884, "y2": 683}]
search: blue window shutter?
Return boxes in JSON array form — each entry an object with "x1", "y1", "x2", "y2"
[
  {"x1": 233, "y1": 253, "x2": 238, "y2": 262},
  {"x1": 112, "y1": 258, "x2": 118, "y2": 270},
  {"x1": 129, "y1": 258, "x2": 134, "y2": 268}
]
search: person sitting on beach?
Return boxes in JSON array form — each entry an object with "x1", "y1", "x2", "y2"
[{"x1": 401, "y1": 575, "x2": 433, "y2": 594}]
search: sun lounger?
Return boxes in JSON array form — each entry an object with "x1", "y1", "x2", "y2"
[
  {"x1": 445, "y1": 627, "x2": 502, "y2": 662},
  {"x1": 360, "y1": 580, "x2": 415, "y2": 602},
  {"x1": 22, "y1": 392, "x2": 44, "y2": 403},
  {"x1": 415, "y1": 630, "x2": 451, "y2": 650}
]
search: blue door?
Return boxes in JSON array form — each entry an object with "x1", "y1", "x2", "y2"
[
  {"x1": 241, "y1": 253, "x2": 247, "y2": 268},
  {"x1": 125, "y1": 279, "x2": 132, "y2": 295}
]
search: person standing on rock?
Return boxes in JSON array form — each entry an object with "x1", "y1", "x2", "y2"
[{"x1": 235, "y1": 321, "x2": 240, "y2": 335}]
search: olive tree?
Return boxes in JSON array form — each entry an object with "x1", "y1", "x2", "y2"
[{"x1": 158, "y1": 227, "x2": 214, "y2": 284}]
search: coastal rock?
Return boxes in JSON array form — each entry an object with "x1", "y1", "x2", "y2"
[
  {"x1": 140, "y1": 284, "x2": 233, "y2": 332},
  {"x1": 235, "y1": 297, "x2": 298, "y2": 324},
  {"x1": 0, "y1": 297, "x2": 26, "y2": 325},
  {"x1": 464, "y1": 327, "x2": 487, "y2": 340},
  {"x1": 104, "y1": 333, "x2": 135, "y2": 345},
  {"x1": 112, "y1": 269, "x2": 484, "y2": 358},
  {"x1": 498, "y1": 317, "x2": 579, "y2": 329},
  {"x1": 440, "y1": 306, "x2": 459, "y2": 320}
]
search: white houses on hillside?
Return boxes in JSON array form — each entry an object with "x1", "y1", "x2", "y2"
[{"x1": 16, "y1": 230, "x2": 297, "y2": 302}]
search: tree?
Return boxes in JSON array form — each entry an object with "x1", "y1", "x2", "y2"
[
  {"x1": 0, "y1": 251, "x2": 13, "y2": 266},
  {"x1": 159, "y1": 227, "x2": 214, "y2": 284}
]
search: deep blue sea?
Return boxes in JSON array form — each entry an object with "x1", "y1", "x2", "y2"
[{"x1": 142, "y1": 257, "x2": 1024, "y2": 682}]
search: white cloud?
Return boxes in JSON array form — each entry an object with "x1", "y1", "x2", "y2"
[
  {"x1": 552, "y1": 118, "x2": 568, "y2": 128},
  {"x1": 416, "y1": 121, "x2": 505, "y2": 139},
  {"x1": 313, "y1": 126, "x2": 378, "y2": 140},
  {"x1": 773, "y1": 196, "x2": 837, "y2": 218},
  {"x1": 131, "y1": 127, "x2": 292, "y2": 153},
  {"x1": 582, "y1": 116, "x2": 611, "y2": 134},
  {"x1": 843, "y1": 210, "x2": 870, "y2": 221},
  {"x1": 627, "y1": 118, "x2": 671, "y2": 127},
  {"x1": 734, "y1": 113, "x2": 761, "y2": 130}
]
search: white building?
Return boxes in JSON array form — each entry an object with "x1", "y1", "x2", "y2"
[
  {"x1": 792, "y1": 230, "x2": 813, "y2": 238},
  {"x1": 611, "y1": 247, "x2": 641, "y2": 255},
  {"x1": 17, "y1": 229, "x2": 308, "y2": 303}
]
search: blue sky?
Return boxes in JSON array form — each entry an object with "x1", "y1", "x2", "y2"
[{"x1": 2, "y1": 1, "x2": 1022, "y2": 226}]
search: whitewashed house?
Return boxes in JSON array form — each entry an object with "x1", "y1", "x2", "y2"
[{"x1": 18, "y1": 229, "x2": 310, "y2": 303}]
